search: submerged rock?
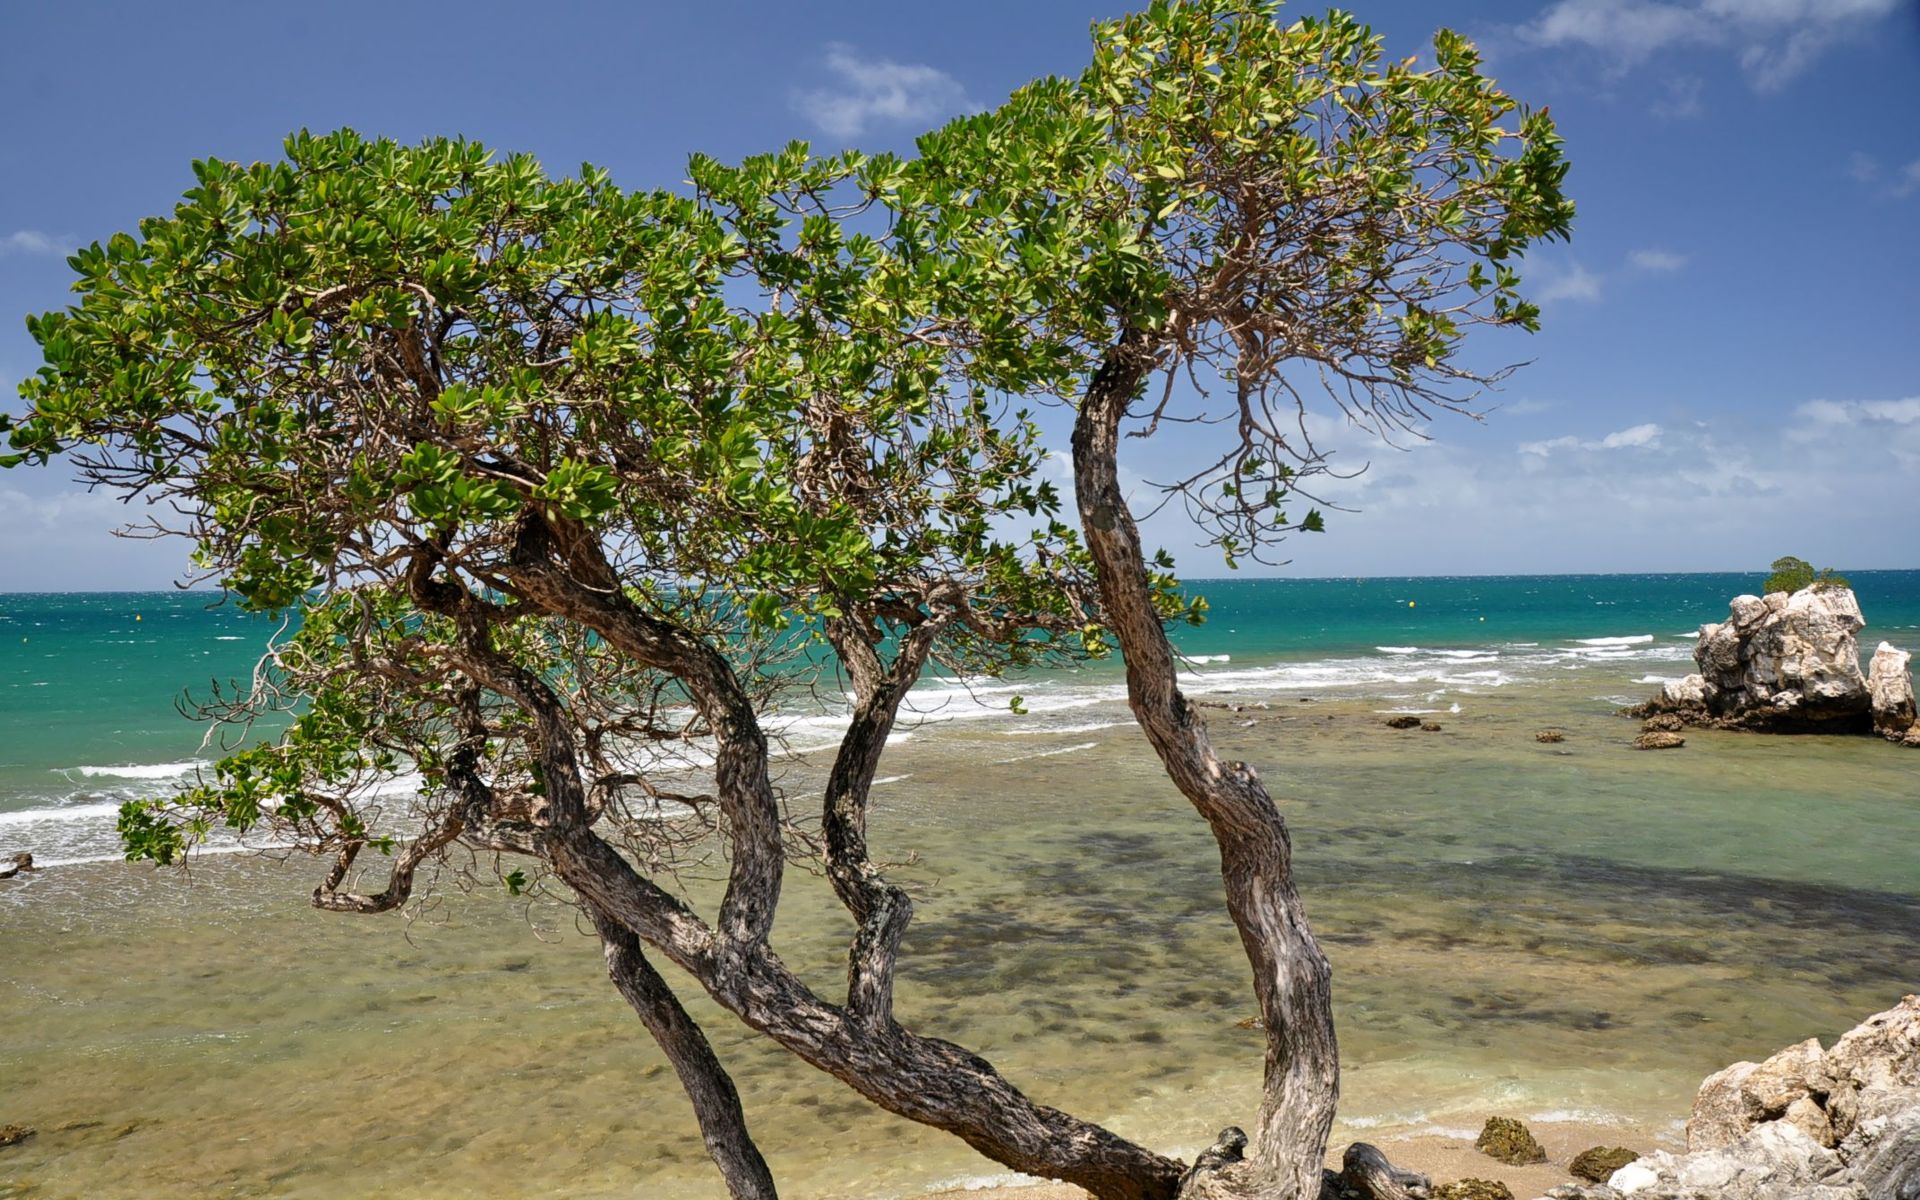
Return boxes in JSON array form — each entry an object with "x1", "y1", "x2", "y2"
[
  {"x1": 1385, "y1": 715, "x2": 1423, "y2": 730},
  {"x1": 1570, "y1": 1147, "x2": 1639, "y2": 1182},
  {"x1": 1534, "y1": 729, "x2": 1566, "y2": 743},
  {"x1": 0, "y1": 1124, "x2": 32, "y2": 1149},
  {"x1": 1639, "y1": 713, "x2": 1684, "y2": 733},
  {"x1": 1633, "y1": 731, "x2": 1685, "y2": 750},
  {"x1": 1421, "y1": 722, "x2": 1443, "y2": 732},
  {"x1": 1629, "y1": 585, "x2": 1895, "y2": 734},
  {"x1": 1434, "y1": 1180, "x2": 1514, "y2": 1200},
  {"x1": 1475, "y1": 1116, "x2": 1547, "y2": 1165},
  {"x1": 1869, "y1": 641, "x2": 1916, "y2": 741}
]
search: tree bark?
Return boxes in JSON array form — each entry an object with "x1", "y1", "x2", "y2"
[
  {"x1": 586, "y1": 903, "x2": 779, "y2": 1200},
  {"x1": 444, "y1": 527, "x2": 1192, "y2": 1199},
  {"x1": 1073, "y1": 332, "x2": 1340, "y2": 1200},
  {"x1": 551, "y1": 826, "x2": 1188, "y2": 1200}
]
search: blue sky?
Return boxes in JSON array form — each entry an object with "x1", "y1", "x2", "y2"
[{"x1": 1, "y1": 0, "x2": 1915, "y2": 588}]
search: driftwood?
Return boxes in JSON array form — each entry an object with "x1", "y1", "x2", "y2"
[
  {"x1": 1181, "y1": 1129, "x2": 1430, "y2": 1200},
  {"x1": 1327, "y1": 1143, "x2": 1432, "y2": 1199}
]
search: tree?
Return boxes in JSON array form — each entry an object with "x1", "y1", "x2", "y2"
[
  {"x1": 2, "y1": 4, "x2": 1569, "y2": 1198},
  {"x1": 1763, "y1": 556, "x2": 1851, "y2": 595}
]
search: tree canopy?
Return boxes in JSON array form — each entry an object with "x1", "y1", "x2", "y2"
[
  {"x1": 2, "y1": 4, "x2": 1571, "y2": 1198},
  {"x1": 1764, "y1": 556, "x2": 1851, "y2": 596}
]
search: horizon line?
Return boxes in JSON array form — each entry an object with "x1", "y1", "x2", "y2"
[{"x1": 4, "y1": 564, "x2": 1918, "y2": 597}]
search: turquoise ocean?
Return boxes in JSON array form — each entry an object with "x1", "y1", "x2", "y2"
[{"x1": 3, "y1": 572, "x2": 1918, "y2": 1198}]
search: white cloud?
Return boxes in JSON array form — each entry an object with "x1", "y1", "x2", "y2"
[
  {"x1": 1129, "y1": 392, "x2": 1919, "y2": 576},
  {"x1": 792, "y1": 44, "x2": 976, "y2": 141},
  {"x1": 1534, "y1": 261, "x2": 1604, "y2": 304},
  {"x1": 0, "y1": 486, "x2": 198, "y2": 589},
  {"x1": 1848, "y1": 153, "x2": 1920, "y2": 200},
  {"x1": 1793, "y1": 396, "x2": 1920, "y2": 429},
  {"x1": 1628, "y1": 248, "x2": 1688, "y2": 272},
  {"x1": 1649, "y1": 75, "x2": 1705, "y2": 119},
  {"x1": 0, "y1": 230, "x2": 67, "y2": 256},
  {"x1": 1519, "y1": 421, "x2": 1664, "y2": 457},
  {"x1": 1514, "y1": 0, "x2": 1901, "y2": 91}
]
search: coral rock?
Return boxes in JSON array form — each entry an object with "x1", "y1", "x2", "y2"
[
  {"x1": 1474, "y1": 1116, "x2": 1547, "y2": 1165},
  {"x1": 1570, "y1": 1146, "x2": 1640, "y2": 1182}
]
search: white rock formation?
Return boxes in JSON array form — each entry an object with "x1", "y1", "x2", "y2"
[{"x1": 1868, "y1": 641, "x2": 1916, "y2": 741}]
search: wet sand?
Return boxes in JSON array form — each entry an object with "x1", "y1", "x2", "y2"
[{"x1": 926, "y1": 1118, "x2": 1649, "y2": 1198}]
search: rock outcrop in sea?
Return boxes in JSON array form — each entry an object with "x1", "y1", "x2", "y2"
[
  {"x1": 1628, "y1": 585, "x2": 1918, "y2": 743},
  {"x1": 1540, "y1": 996, "x2": 1920, "y2": 1200}
]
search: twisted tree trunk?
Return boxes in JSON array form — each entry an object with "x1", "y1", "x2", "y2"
[
  {"x1": 1073, "y1": 334, "x2": 1340, "y2": 1200},
  {"x1": 586, "y1": 904, "x2": 779, "y2": 1200}
]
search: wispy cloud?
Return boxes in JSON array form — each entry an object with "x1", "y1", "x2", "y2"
[
  {"x1": 1793, "y1": 396, "x2": 1920, "y2": 429},
  {"x1": 1512, "y1": 0, "x2": 1902, "y2": 92},
  {"x1": 1519, "y1": 422, "x2": 1664, "y2": 457},
  {"x1": 1534, "y1": 261, "x2": 1605, "y2": 304},
  {"x1": 1627, "y1": 248, "x2": 1689, "y2": 272},
  {"x1": 1847, "y1": 152, "x2": 1920, "y2": 200},
  {"x1": 1, "y1": 230, "x2": 68, "y2": 256},
  {"x1": 1144, "y1": 392, "x2": 1920, "y2": 575},
  {"x1": 792, "y1": 44, "x2": 976, "y2": 141},
  {"x1": 1649, "y1": 75, "x2": 1705, "y2": 119},
  {"x1": 1531, "y1": 248, "x2": 1689, "y2": 305}
]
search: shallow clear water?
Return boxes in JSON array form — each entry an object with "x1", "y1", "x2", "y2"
[{"x1": 2, "y1": 576, "x2": 1918, "y2": 1197}]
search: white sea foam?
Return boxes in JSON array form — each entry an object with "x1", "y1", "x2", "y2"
[
  {"x1": 1377, "y1": 645, "x2": 1420, "y2": 655},
  {"x1": 1529, "y1": 1107, "x2": 1633, "y2": 1126},
  {"x1": 1002, "y1": 721, "x2": 1128, "y2": 736},
  {"x1": 67, "y1": 761, "x2": 204, "y2": 781},
  {"x1": 0, "y1": 801, "x2": 123, "y2": 827},
  {"x1": 1573, "y1": 634, "x2": 1655, "y2": 647},
  {"x1": 994, "y1": 741, "x2": 1099, "y2": 765},
  {"x1": 1182, "y1": 654, "x2": 1232, "y2": 664}
]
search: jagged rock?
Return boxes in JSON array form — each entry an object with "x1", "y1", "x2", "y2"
[
  {"x1": 1633, "y1": 586, "x2": 1882, "y2": 733},
  {"x1": 1570, "y1": 1147, "x2": 1640, "y2": 1182},
  {"x1": 1842, "y1": 1103, "x2": 1920, "y2": 1200},
  {"x1": 1475, "y1": 1116, "x2": 1547, "y2": 1165},
  {"x1": 1633, "y1": 731, "x2": 1685, "y2": 750},
  {"x1": 1783, "y1": 1095, "x2": 1835, "y2": 1148},
  {"x1": 1689, "y1": 1060, "x2": 1763, "y2": 1151},
  {"x1": 1535, "y1": 729, "x2": 1566, "y2": 743},
  {"x1": 1609, "y1": 1121, "x2": 1851, "y2": 1198},
  {"x1": 1688, "y1": 1038, "x2": 1832, "y2": 1152},
  {"x1": 1749, "y1": 1038, "x2": 1832, "y2": 1112},
  {"x1": 1647, "y1": 999, "x2": 1920, "y2": 1198},
  {"x1": 1640, "y1": 714, "x2": 1684, "y2": 733},
  {"x1": 1656, "y1": 674, "x2": 1712, "y2": 709},
  {"x1": 0, "y1": 1124, "x2": 32, "y2": 1148},
  {"x1": 1869, "y1": 642, "x2": 1916, "y2": 740},
  {"x1": 1385, "y1": 715, "x2": 1423, "y2": 729},
  {"x1": 1823, "y1": 994, "x2": 1920, "y2": 1139},
  {"x1": 1433, "y1": 1181, "x2": 1513, "y2": 1200}
]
